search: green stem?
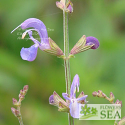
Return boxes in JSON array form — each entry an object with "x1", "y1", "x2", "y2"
[
  {"x1": 63, "y1": 5, "x2": 74, "y2": 125},
  {"x1": 17, "y1": 106, "x2": 24, "y2": 125},
  {"x1": 114, "y1": 120, "x2": 118, "y2": 125},
  {"x1": 63, "y1": 10, "x2": 70, "y2": 95}
]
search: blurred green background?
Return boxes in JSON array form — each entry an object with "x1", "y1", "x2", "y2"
[{"x1": 0, "y1": 0, "x2": 125, "y2": 125}]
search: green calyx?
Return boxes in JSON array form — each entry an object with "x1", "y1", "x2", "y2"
[
  {"x1": 70, "y1": 35, "x2": 94, "y2": 55},
  {"x1": 43, "y1": 38, "x2": 64, "y2": 57}
]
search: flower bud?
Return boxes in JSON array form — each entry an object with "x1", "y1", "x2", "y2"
[
  {"x1": 23, "y1": 85, "x2": 29, "y2": 93},
  {"x1": 20, "y1": 90, "x2": 24, "y2": 95},
  {"x1": 56, "y1": 1, "x2": 64, "y2": 11},
  {"x1": 70, "y1": 35, "x2": 99, "y2": 56},
  {"x1": 19, "y1": 94, "x2": 25, "y2": 101},
  {"x1": 115, "y1": 99, "x2": 122, "y2": 107},
  {"x1": 11, "y1": 107, "x2": 20, "y2": 117},
  {"x1": 12, "y1": 98, "x2": 18, "y2": 105},
  {"x1": 97, "y1": 90, "x2": 103, "y2": 97},
  {"x1": 110, "y1": 92, "x2": 114, "y2": 98},
  {"x1": 56, "y1": 0, "x2": 73, "y2": 13},
  {"x1": 92, "y1": 91, "x2": 98, "y2": 97},
  {"x1": 109, "y1": 92, "x2": 115, "y2": 103},
  {"x1": 66, "y1": 1, "x2": 73, "y2": 13}
]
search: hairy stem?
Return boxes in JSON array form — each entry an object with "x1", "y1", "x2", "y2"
[
  {"x1": 63, "y1": 5, "x2": 74, "y2": 125},
  {"x1": 17, "y1": 106, "x2": 24, "y2": 125},
  {"x1": 63, "y1": 10, "x2": 70, "y2": 95}
]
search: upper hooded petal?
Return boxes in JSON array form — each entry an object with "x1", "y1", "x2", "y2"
[
  {"x1": 20, "y1": 44, "x2": 39, "y2": 61},
  {"x1": 21, "y1": 18, "x2": 49, "y2": 45},
  {"x1": 86, "y1": 36, "x2": 99, "y2": 49},
  {"x1": 70, "y1": 74, "x2": 80, "y2": 98}
]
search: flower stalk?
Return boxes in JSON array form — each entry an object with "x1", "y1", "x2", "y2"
[
  {"x1": 17, "y1": 106, "x2": 24, "y2": 125},
  {"x1": 63, "y1": 1, "x2": 74, "y2": 124},
  {"x1": 11, "y1": 85, "x2": 28, "y2": 125}
]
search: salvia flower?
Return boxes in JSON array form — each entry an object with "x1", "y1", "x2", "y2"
[
  {"x1": 62, "y1": 74, "x2": 88, "y2": 118},
  {"x1": 12, "y1": 18, "x2": 64, "y2": 61},
  {"x1": 49, "y1": 74, "x2": 88, "y2": 118},
  {"x1": 11, "y1": 18, "x2": 50, "y2": 61},
  {"x1": 70, "y1": 35, "x2": 99, "y2": 56}
]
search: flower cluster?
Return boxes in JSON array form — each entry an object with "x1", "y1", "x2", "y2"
[
  {"x1": 11, "y1": 0, "x2": 100, "y2": 120},
  {"x1": 92, "y1": 90, "x2": 122, "y2": 106},
  {"x1": 11, "y1": 85, "x2": 28, "y2": 118}
]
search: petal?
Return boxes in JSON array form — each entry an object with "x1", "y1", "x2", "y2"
[
  {"x1": 27, "y1": 30, "x2": 50, "y2": 50},
  {"x1": 77, "y1": 95, "x2": 88, "y2": 102},
  {"x1": 86, "y1": 36, "x2": 99, "y2": 49},
  {"x1": 70, "y1": 74, "x2": 79, "y2": 98},
  {"x1": 20, "y1": 44, "x2": 38, "y2": 61},
  {"x1": 66, "y1": 1, "x2": 73, "y2": 13},
  {"x1": 69, "y1": 99, "x2": 79, "y2": 118},
  {"x1": 27, "y1": 30, "x2": 40, "y2": 45},
  {"x1": 49, "y1": 95, "x2": 55, "y2": 104},
  {"x1": 62, "y1": 93, "x2": 70, "y2": 100},
  {"x1": 21, "y1": 18, "x2": 49, "y2": 45},
  {"x1": 67, "y1": 4, "x2": 73, "y2": 13}
]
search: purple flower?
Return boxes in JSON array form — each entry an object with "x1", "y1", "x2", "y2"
[
  {"x1": 63, "y1": 74, "x2": 88, "y2": 118},
  {"x1": 86, "y1": 36, "x2": 99, "y2": 49},
  {"x1": 49, "y1": 74, "x2": 88, "y2": 118},
  {"x1": 70, "y1": 35, "x2": 99, "y2": 55},
  {"x1": 11, "y1": 18, "x2": 50, "y2": 61}
]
